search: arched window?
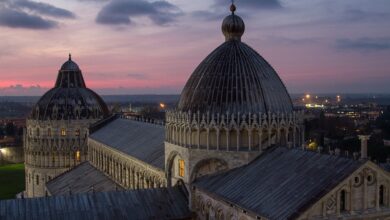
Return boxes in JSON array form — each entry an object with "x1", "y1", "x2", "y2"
[
  {"x1": 36, "y1": 175, "x2": 39, "y2": 185},
  {"x1": 52, "y1": 154, "x2": 55, "y2": 165},
  {"x1": 47, "y1": 128, "x2": 51, "y2": 137},
  {"x1": 380, "y1": 185, "x2": 385, "y2": 206},
  {"x1": 216, "y1": 209, "x2": 224, "y2": 220},
  {"x1": 178, "y1": 159, "x2": 185, "y2": 177},
  {"x1": 75, "y1": 129, "x2": 80, "y2": 136},
  {"x1": 340, "y1": 190, "x2": 347, "y2": 211},
  {"x1": 75, "y1": 150, "x2": 80, "y2": 162},
  {"x1": 61, "y1": 128, "x2": 66, "y2": 136}
]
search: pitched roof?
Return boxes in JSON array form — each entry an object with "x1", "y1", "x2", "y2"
[
  {"x1": 46, "y1": 162, "x2": 122, "y2": 196},
  {"x1": 379, "y1": 163, "x2": 390, "y2": 173},
  {"x1": 0, "y1": 186, "x2": 190, "y2": 220},
  {"x1": 194, "y1": 147, "x2": 363, "y2": 220},
  {"x1": 89, "y1": 118, "x2": 165, "y2": 170}
]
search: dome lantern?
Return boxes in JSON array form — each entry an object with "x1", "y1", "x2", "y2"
[
  {"x1": 222, "y1": 3, "x2": 245, "y2": 42},
  {"x1": 29, "y1": 55, "x2": 109, "y2": 120}
]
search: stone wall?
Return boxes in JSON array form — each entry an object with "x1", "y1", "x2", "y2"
[
  {"x1": 165, "y1": 110, "x2": 305, "y2": 152},
  {"x1": 24, "y1": 119, "x2": 97, "y2": 198},
  {"x1": 193, "y1": 188, "x2": 261, "y2": 220},
  {"x1": 25, "y1": 165, "x2": 70, "y2": 197},
  {"x1": 165, "y1": 142, "x2": 261, "y2": 187},
  {"x1": 0, "y1": 146, "x2": 24, "y2": 165}
]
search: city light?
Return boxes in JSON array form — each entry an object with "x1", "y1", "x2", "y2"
[
  {"x1": 308, "y1": 141, "x2": 317, "y2": 150},
  {"x1": 305, "y1": 94, "x2": 311, "y2": 99},
  {"x1": 160, "y1": 103, "x2": 166, "y2": 108},
  {"x1": 305, "y1": 104, "x2": 325, "y2": 109}
]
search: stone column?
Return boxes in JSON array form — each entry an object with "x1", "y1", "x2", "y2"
[
  {"x1": 293, "y1": 128, "x2": 296, "y2": 148},
  {"x1": 206, "y1": 129, "x2": 209, "y2": 150},
  {"x1": 358, "y1": 135, "x2": 370, "y2": 160},
  {"x1": 226, "y1": 132, "x2": 230, "y2": 151},
  {"x1": 197, "y1": 129, "x2": 200, "y2": 149},
  {"x1": 376, "y1": 185, "x2": 380, "y2": 211},
  {"x1": 259, "y1": 132, "x2": 262, "y2": 152},
  {"x1": 189, "y1": 130, "x2": 192, "y2": 148},
  {"x1": 268, "y1": 129, "x2": 271, "y2": 148},
  {"x1": 248, "y1": 130, "x2": 252, "y2": 151},
  {"x1": 216, "y1": 130, "x2": 220, "y2": 150},
  {"x1": 236, "y1": 130, "x2": 240, "y2": 151}
]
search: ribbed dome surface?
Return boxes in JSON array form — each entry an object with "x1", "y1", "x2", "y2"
[
  {"x1": 178, "y1": 9, "x2": 293, "y2": 115},
  {"x1": 30, "y1": 56, "x2": 109, "y2": 120}
]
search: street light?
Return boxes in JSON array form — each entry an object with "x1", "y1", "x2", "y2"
[{"x1": 0, "y1": 147, "x2": 3, "y2": 162}]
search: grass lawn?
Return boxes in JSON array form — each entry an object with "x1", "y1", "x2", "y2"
[{"x1": 0, "y1": 163, "x2": 25, "y2": 200}]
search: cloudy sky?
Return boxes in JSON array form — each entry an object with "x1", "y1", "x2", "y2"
[{"x1": 0, "y1": 0, "x2": 389, "y2": 96}]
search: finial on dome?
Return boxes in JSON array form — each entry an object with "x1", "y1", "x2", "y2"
[
  {"x1": 69, "y1": 53, "x2": 72, "y2": 61},
  {"x1": 222, "y1": 1, "x2": 245, "y2": 42},
  {"x1": 230, "y1": 0, "x2": 236, "y2": 14}
]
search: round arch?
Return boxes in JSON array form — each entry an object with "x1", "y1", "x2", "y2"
[
  {"x1": 190, "y1": 158, "x2": 228, "y2": 182},
  {"x1": 166, "y1": 151, "x2": 184, "y2": 186}
]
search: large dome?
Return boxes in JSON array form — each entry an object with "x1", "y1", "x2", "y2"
[
  {"x1": 29, "y1": 55, "x2": 109, "y2": 120},
  {"x1": 178, "y1": 6, "x2": 293, "y2": 115}
]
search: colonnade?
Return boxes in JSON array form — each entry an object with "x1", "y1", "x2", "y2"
[{"x1": 89, "y1": 141, "x2": 166, "y2": 189}]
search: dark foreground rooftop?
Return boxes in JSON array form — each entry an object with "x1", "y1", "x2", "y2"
[
  {"x1": 0, "y1": 186, "x2": 190, "y2": 220},
  {"x1": 194, "y1": 147, "x2": 364, "y2": 219}
]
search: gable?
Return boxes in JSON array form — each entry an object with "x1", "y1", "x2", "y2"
[{"x1": 298, "y1": 161, "x2": 390, "y2": 219}]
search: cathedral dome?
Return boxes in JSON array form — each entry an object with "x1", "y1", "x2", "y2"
[
  {"x1": 29, "y1": 55, "x2": 109, "y2": 120},
  {"x1": 177, "y1": 5, "x2": 293, "y2": 115}
]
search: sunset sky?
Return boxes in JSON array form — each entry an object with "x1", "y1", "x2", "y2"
[{"x1": 0, "y1": 0, "x2": 389, "y2": 96}]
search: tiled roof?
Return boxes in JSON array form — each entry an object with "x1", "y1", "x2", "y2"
[
  {"x1": 46, "y1": 162, "x2": 122, "y2": 196},
  {"x1": 89, "y1": 118, "x2": 165, "y2": 170},
  {"x1": 0, "y1": 186, "x2": 190, "y2": 220},
  {"x1": 379, "y1": 163, "x2": 390, "y2": 172},
  {"x1": 194, "y1": 147, "x2": 363, "y2": 220}
]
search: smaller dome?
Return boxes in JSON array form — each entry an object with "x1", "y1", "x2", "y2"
[
  {"x1": 61, "y1": 54, "x2": 80, "y2": 71},
  {"x1": 222, "y1": 4, "x2": 245, "y2": 41},
  {"x1": 30, "y1": 55, "x2": 109, "y2": 120}
]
